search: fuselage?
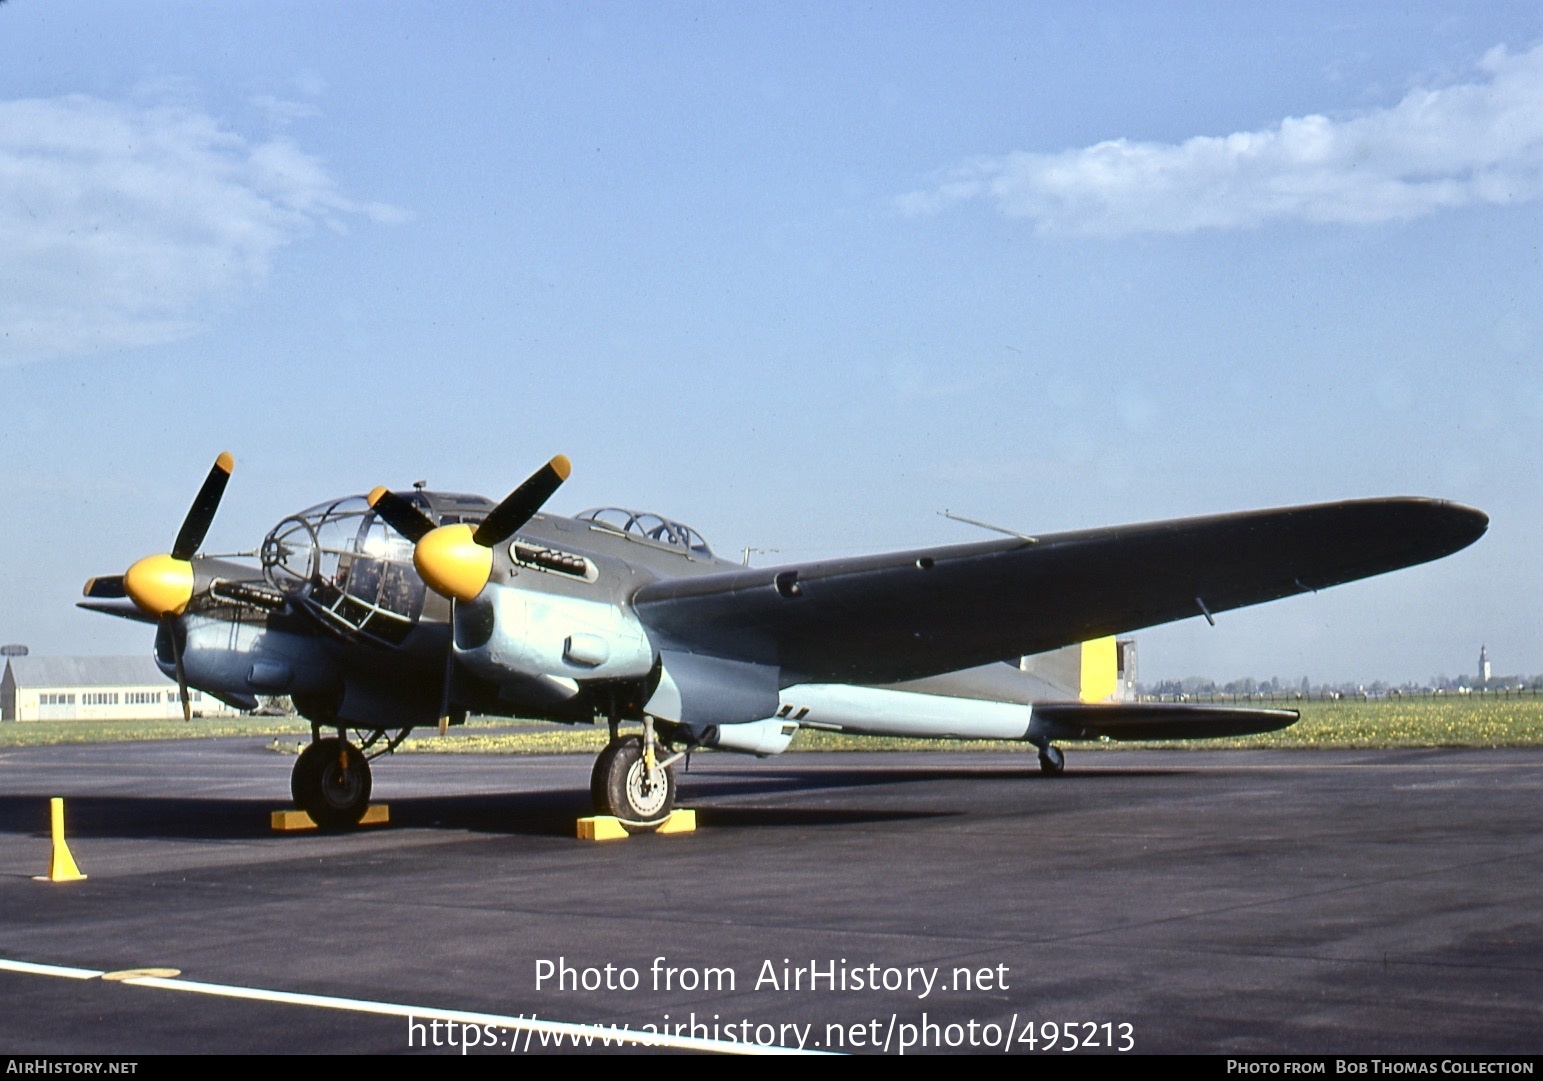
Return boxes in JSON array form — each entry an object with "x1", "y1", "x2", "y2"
[
  {"x1": 172, "y1": 494, "x2": 739, "y2": 730},
  {"x1": 160, "y1": 489, "x2": 1061, "y2": 747}
]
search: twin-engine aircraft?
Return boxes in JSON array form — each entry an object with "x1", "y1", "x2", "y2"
[{"x1": 81, "y1": 454, "x2": 1487, "y2": 828}]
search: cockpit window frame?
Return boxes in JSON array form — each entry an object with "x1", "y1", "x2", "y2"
[
  {"x1": 261, "y1": 492, "x2": 494, "y2": 646},
  {"x1": 574, "y1": 507, "x2": 712, "y2": 557}
]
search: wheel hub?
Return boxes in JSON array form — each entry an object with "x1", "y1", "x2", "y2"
[
  {"x1": 322, "y1": 759, "x2": 367, "y2": 808},
  {"x1": 625, "y1": 758, "x2": 671, "y2": 819}
]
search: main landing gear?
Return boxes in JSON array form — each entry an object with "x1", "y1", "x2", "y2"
[
  {"x1": 1027, "y1": 735, "x2": 1065, "y2": 776},
  {"x1": 589, "y1": 716, "x2": 680, "y2": 829},
  {"x1": 291, "y1": 736, "x2": 371, "y2": 829}
]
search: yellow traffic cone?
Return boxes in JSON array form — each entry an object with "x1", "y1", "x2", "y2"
[{"x1": 37, "y1": 797, "x2": 86, "y2": 882}]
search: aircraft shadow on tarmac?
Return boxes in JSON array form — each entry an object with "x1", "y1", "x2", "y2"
[
  {"x1": 0, "y1": 791, "x2": 944, "y2": 841},
  {"x1": 678, "y1": 761, "x2": 1170, "y2": 794},
  {"x1": 0, "y1": 762, "x2": 1169, "y2": 842}
]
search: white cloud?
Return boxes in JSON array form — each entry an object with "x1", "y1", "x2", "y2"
[
  {"x1": 250, "y1": 94, "x2": 323, "y2": 127},
  {"x1": 899, "y1": 43, "x2": 1543, "y2": 236},
  {"x1": 0, "y1": 93, "x2": 404, "y2": 364}
]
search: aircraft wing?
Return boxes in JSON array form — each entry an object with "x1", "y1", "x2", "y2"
[
  {"x1": 631, "y1": 497, "x2": 1486, "y2": 686},
  {"x1": 1031, "y1": 702, "x2": 1298, "y2": 741}
]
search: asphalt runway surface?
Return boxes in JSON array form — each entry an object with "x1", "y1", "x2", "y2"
[{"x1": 0, "y1": 738, "x2": 1538, "y2": 1056}]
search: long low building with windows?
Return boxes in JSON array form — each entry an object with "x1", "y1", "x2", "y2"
[{"x1": 1, "y1": 656, "x2": 244, "y2": 721}]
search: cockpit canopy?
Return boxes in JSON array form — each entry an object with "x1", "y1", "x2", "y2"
[
  {"x1": 261, "y1": 491, "x2": 493, "y2": 644},
  {"x1": 257, "y1": 494, "x2": 713, "y2": 645},
  {"x1": 575, "y1": 507, "x2": 712, "y2": 557}
]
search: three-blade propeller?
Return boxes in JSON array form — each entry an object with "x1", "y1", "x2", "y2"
[
  {"x1": 369, "y1": 455, "x2": 571, "y2": 731},
  {"x1": 121, "y1": 451, "x2": 233, "y2": 618},
  {"x1": 82, "y1": 452, "x2": 235, "y2": 721},
  {"x1": 369, "y1": 454, "x2": 570, "y2": 603}
]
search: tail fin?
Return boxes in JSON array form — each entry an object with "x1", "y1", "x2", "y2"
[{"x1": 1019, "y1": 636, "x2": 1134, "y2": 703}]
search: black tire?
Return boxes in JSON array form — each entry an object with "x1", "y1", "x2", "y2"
[
  {"x1": 292, "y1": 737, "x2": 372, "y2": 829},
  {"x1": 590, "y1": 740, "x2": 623, "y2": 812},
  {"x1": 1038, "y1": 744, "x2": 1065, "y2": 776},
  {"x1": 592, "y1": 736, "x2": 675, "y2": 827}
]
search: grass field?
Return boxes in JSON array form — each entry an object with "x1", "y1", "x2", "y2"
[
  {"x1": 3, "y1": 696, "x2": 1541, "y2": 753},
  {"x1": 0, "y1": 716, "x2": 311, "y2": 748}
]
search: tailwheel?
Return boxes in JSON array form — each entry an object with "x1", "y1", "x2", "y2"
[
  {"x1": 1038, "y1": 744, "x2": 1065, "y2": 776},
  {"x1": 292, "y1": 737, "x2": 372, "y2": 829},
  {"x1": 592, "y1": 735, "x2": 675, "y2": 829}
]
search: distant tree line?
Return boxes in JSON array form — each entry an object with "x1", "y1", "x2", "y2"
[{"x1": 1141, "y1": 672, "x2": 1543, "y2": 701}]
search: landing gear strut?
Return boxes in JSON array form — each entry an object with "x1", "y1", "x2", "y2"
[{"x1": 291, "y1": 736, "x2": 372, "y2": 828}]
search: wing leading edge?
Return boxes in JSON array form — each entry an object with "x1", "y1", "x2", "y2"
[{"x1": 632, "y1": 497, "x2": 1487, "y2": 686}]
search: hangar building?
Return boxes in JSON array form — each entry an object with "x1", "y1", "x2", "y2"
[{"x1": 0, "y1": 655, "x2": 243, "y2": 721}]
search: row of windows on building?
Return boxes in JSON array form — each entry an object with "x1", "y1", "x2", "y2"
[{"x1": 43, "y1": 690, "x2": 203, "y2": 707}]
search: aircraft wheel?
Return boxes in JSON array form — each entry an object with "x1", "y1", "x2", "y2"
[
  {"x1": 292, "y1": 737, "x2": 372, "y2": 829},
  {"x1": 589, "y1": 737, "x2": 648, "y2": 812},
  {"x1": 1038, "y1": 744, "x2": 1065, "y2": 776},
  {"x1": 589, "y1": 739, "x2": 623, "y2": 811},
  {"x1": 593, "y1": 736, "x2": 675, "y2": 828}
]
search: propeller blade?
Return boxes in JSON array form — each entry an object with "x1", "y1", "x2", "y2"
[
  {"x1": 367, "y1": 488, "x2": 437, "y2": 544},
  {"x1": 122, "y1": 452, "x2": 233, "y2": 618},
  {"x1": 162, "y1": 614, "x2": 191, "y2": 722},
  {"x1": 438, "y1": 598, "x2": 456, "y2": 736},
  {"x1": 403, "y1": 455, "x2": 571, "y2": 603},
  {"x1": 472, "y1": 455, "x2": 571, "y2": 548},
  {"x1": 83, "y1": 575, "x2": 127, "y2": 599},
  {"x1": 172, "y1": 452, "x2": 235, "y2": 561}
]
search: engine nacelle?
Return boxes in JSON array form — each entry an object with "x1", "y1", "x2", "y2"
[
  {"x1": 161, "y1": 617, "x2": 341, "y2": 700},
  {"x1": 453, "y1": 583, "x2": 654, "y2": 690}
]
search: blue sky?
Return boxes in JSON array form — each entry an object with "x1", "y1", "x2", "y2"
[{"x1": 2, "y1": 3, "x2": 1539, "y2": 685}]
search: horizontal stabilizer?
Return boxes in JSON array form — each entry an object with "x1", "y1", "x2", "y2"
[{"x1": 1033, "y1": 702, "x2": 1298, "y2": 741}]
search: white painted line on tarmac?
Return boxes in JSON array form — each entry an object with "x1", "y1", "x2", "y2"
[
  {"x1": 0, "y1": 958, "x2": 104, "y2": 980},
  {"x1": 0, "y1": 956, "x2": 830, "y2": 1055}
]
